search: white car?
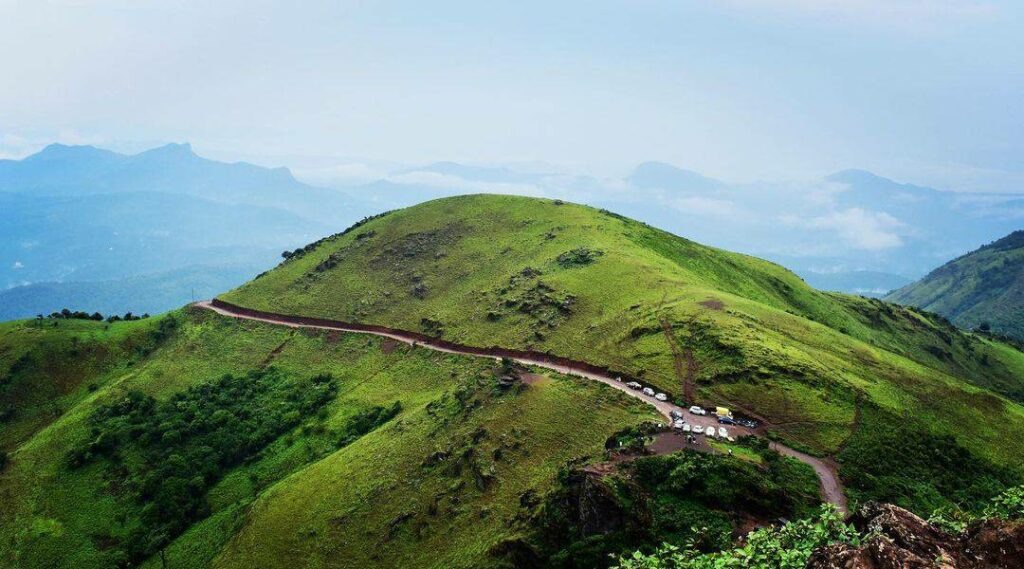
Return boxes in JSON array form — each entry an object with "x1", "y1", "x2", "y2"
[
  {"x1": 689, "y1": 406, "x2": 707, "y2": 416},
  {"x1": 642, "y1": 387, "x2": 655, "y2": 396},
  {"x1": 655, "y1": 392, "x2": 668, "y2": 401},
  {"x1": 626, "y1": 382, "x2": 642, "y2": 390},
  {"x1": 682, "y1": 423, "x2": 691, "y2": 433},
  {"x1": 692, "y1": 425, "x2": 705, "y2": 434},
  {"x1": 706, "y1": 427, "x2": 716, "y2": 438},
  {"x1": 718, "y1": 427, "x2": 728, "y2": 438},
  {"x1": 673, "y1": 419, "x2": 685, "y2": 429}
]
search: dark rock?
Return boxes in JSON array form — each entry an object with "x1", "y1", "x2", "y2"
[{"x1": 807, "y1": 502, "x2": 1024, "y2": 569}]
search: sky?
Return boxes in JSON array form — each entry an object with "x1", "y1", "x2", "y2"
[{"x1": 1, "y1": 0, "x2": 1022, "y2": 191}]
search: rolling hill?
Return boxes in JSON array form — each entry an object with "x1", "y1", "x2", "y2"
[
  {"x1": 887, "y1": 230, "x2": 1024, "y2": 341},
  {"x1": 224, "y1": 195, "x2": 1024, "y2": 503},
  {"x1": 3, "y1": 195, "x2": 1024, "y2": 568}
]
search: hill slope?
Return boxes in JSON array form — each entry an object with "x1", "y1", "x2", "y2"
[
  {"x1": 1, "y1": 309, "x2": 671, "y2": 568},
  {"x1": 224, "y1": 194, "x2": 1024, "y2": 510},
  {"x1": 4, "y1": 195, "x2": 1024, "y2": 568},
  {"x1": 887, "y1": 230, "x2": 1024, "y2": 340}
]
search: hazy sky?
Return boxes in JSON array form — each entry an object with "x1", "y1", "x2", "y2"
[{"x1": 1, "y1": 0, "x2": 1022, "y2": 191}]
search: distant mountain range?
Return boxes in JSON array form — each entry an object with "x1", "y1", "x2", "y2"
[
  {"x1": 0, "y1": 144, "x2": 377, "y2": 319},
  {"x1": 887, "y1": 230, "x2": 1024, "y2": 340},
  {"x1": 2, "y1": 143, "x2": 1021, "y2": 319}
]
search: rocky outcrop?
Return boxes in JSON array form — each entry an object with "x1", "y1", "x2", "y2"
[{"x1": 807, "y1": 502, "x2": 1024, "y2": 569}]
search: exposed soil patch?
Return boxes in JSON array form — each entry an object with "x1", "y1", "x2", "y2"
[
  {"x1": 648, "y1": 430, "x2": 706, "y2": 454},
  {"x1": 699, "y1": 299, "x2": 725, "y2": 310},
  {"x1": 660, "y1": 317, "x2": 697, "y2": 403},
  {"x1": 260, "y1": 334, "x2": 293, "y2": 368},
  {"x1": 520, "y1": 372, "x2": 546, "y2": 386},
  {"x1": 380, "y1": 338, "x2": 400, "y2": 354}
]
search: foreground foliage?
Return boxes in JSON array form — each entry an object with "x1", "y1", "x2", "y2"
[
  {"x1": 618, "y1": 483, "x2": 1024, "y2": 569},
  {"x1": 613, "y1": 505, "x2": 858, "y2": 569},
  {"x1": 525, "y1": 441, "x2": 821, "y2": 568}
]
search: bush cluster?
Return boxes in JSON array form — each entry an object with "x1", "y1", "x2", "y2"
[
  {"x1": 38, "y1": 309, "x2": 150, "y2": 323},
  {"x1": 67, "y1": 368, "x2": 338, "y2": 565}
]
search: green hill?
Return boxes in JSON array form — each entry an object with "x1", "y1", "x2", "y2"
[
  {"x1": 886, "y1": 230, "x2": 1024, "y2": 341},
  {"x1": 3, "y1": 194, "x2": 1024, "y2": 568}
]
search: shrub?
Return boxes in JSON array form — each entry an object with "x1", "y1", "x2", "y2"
[
  {"x1": 67, "y1": 368, "x2": 338, "y2": 564},
  {"x1": 556, "y1": 248, "x2": 604, "y2": 268},
  {"x1": 612, "y1": 505, "x2": 858, "y2": 569}
]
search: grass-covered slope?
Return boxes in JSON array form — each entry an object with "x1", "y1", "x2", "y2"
[
  {"x1": 223, "y1": 194, "x2": 1024, "y2": 512},
  {"x1": 887, "y1": 230, "x2": 1024, "y2": 341},
  {"x1": 0, "y1": 308, "x2": 659, "y2": 568}
]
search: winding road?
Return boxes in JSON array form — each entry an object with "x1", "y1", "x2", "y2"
[{"x1": 196, "y1": 300, "x2": 847, "y2": 514}]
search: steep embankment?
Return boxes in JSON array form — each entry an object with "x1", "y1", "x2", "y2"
[
  {"x1": 224, "y1": 194, "x2": 1024, "y2": 515},
  {"x1": 887, "y1": 230, "x2": 1024, "y2": 341}
]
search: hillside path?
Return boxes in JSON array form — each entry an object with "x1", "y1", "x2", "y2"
[{"x1": 195, "y1": 299, "x2": 847, "y2": 514}]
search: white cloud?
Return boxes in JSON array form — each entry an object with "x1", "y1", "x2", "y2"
[
  {"x1": 784, "y1": 208, "x2": 907, "y2": 250},
  {"x1": 12, "y1": 261, "x2": 24, "y2": 269}
]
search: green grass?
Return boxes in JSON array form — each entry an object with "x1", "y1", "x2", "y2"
[
  {"x1": 222, "y1": 194, "x2": 1024, "y2": 510},
  {"x1": 6, "y1": 194, "x2": 1024, "y2": 567},
  {"x1": 887, "y1": 230, "x2": 1024, "y2": 340},
  {"x1": 0, "y1": 308, "x2": 656, "y2": 568}
]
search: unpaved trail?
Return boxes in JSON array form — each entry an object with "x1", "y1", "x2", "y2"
[
  {"x1": 659, "y1": 317, "x2": 696, "y2": 403},
  {"x1": 196, "y1": 299, "x2": 847, "y2": 513}
]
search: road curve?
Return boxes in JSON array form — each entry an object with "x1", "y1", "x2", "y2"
[{"x1": 195, "y1": 299, "x2": 847, "y2": 513}]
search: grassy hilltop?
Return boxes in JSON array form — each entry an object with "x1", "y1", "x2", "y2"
[
  {"x1": 225, "y1": 194, "x2": 1024, "y2": 508},
  {"x1": 3, "y1": 194, "x2": 1024, "y2": 568}
]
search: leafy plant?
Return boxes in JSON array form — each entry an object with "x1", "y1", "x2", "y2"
[{"x1": 612, "y1": 505, "x2": 858, "y2": 569}]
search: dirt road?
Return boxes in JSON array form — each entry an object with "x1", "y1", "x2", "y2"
[{"x1": 196, "y1": 299, "x2": 847, "y2": 513}]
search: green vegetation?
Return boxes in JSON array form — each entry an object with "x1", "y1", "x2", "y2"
[
  {"x1": 836, "y1": 404, "x2": 1018, "y2": 514},
  {"x1": 518, "y1": 441, "x2": 822, "y2": 569},
  {"x1": 617, "y1": 481, "x2": 1024, "y2": 569},
  {"x1": 887, "y1": 230, "x2": 1024, "y2": 341},
  {"x1": 65, "y1": 369, "x2": 339, "y2": 565},
  {"x1": 223, "y1": 194, "x2": 1024, "y2": 515},
  {"x1": 611, "y1": 505, "x2": 857, "y2": 569},
  {"x1": 5, "y1": 195, "x2": 1024, "y2": 567},
  {"x1": 0, "y1": 308, "x2": 657, "y2": 568}
]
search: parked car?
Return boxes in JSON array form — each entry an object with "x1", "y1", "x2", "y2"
[
  {"x1": 705, "y1": 427, "x2": 716, "y2": 438},
  {"x1": 673, "y1": 419, "x2": 685, "y2": 429},
  {"x1": 670, "y1": 410, "x2": 683, "y2": 420},
  {"x1": 626, "y1": 381, "x2": 642, "y2": 390},
  {"x1": 655, "y1": 392, "x2": 668, "y2": 401},
  {"x1": 718, "y1": 427, "x2": 728, "y2": 438},
  {"x1": 717, "y1": 416, "x2": 736, "y2": 425},
  {"x1": 689, "y1": 406, "x2": 707, "y2": 416},
  {"x1": 736, "y1": 418, "x2": 758, "y2": 429},
  {"x1": 693, "y1": 425, "x2": 705, "y2": 434},
  {"x1": 682, "y1": 423, "x2": 691, "y2": 433},
  {"x1": 642, "y1": 387, "x2": 655, "y2": 396}
]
